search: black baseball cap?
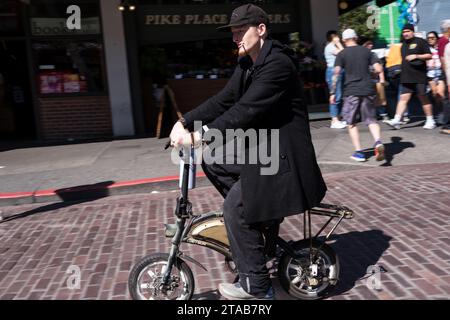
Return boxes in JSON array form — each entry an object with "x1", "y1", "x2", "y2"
[
  {"x1": 217, "y1": 4, "x2": 269, "y2": 32},
  {"x1": 402, "y1": 23, "x2": 415, "y2": 32}
]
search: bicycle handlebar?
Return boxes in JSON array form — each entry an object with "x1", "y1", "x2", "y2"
[{"x1": 164, "y1": 137, "x2": 211, "y2": 150}]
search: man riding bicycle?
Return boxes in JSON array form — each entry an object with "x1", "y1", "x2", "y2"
[{"x1": 169, "y1": 4, "x2": 326, "y2": 300}]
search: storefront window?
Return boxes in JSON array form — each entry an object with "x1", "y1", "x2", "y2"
[
  {"x1": 143, "y1": 38, "x2": 236, "y2": 81},
  {"x1": 29, "y1": 0, "x2": 105, "y2": 95},
  {"x1": 0, "y1": 0, "x2": 24, "y2": 36},
  {"x1": 145, "y1": 32, "x2": 291, "y2": 81},
  {"x1": 33, "y1": 40, "x2": 105, "y2": 95}
]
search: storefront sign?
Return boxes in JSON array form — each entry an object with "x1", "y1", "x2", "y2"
[
  {"x1": 138, "y1": 5, "x2": 297, "y2": 44},
  {"x1": 144, "y1": 14, "x2": 292, "y2": 26},
  {"x1": 31, "y1": 17, "x2": 100, "y2": 36},
  {"x1": 145, "y1": 14, "x2": 227, "y2": 25}
]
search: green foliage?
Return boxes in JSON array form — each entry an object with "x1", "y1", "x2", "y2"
[{"x1": 339, "y1": 3, "x2": 377, "y2": 40}]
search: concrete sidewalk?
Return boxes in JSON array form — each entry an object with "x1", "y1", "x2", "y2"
[{"x1": 0, "y1": 118, "x2": 449, "y2": 206}]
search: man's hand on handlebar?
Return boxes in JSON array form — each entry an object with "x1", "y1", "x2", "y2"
[
  {"x1": 169, "y1": 121, "x2": 202, "y2": 148},
  {"x1": 169, "y1": 121, "x2": 187, "y2": 147}
]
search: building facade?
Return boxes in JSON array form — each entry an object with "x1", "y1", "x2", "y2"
[{"x1": 0, "y1": 0, "x2": 342, "y2": 142}]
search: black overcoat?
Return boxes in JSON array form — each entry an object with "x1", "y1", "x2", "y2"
[{"x1": 183, "y1": 39, "x2": 327, "y2": 224}]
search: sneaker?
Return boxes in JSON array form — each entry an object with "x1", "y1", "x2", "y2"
[
  {"x1": 440, "y1": 127, "x2": 450, "y2": 135},
  {"x1": 330, "y1": 121, "x2": 347, "y2": 129},
  {"x1": 350, "y1": 151, "x2": 366, "y2": 162},
  {"x1": 400, "y1": 116, "x2": 410, "y2": 125},
  {"x1": 423, "y1": 121, "x2": 436, "y2": 130},
  {"x1": 385, "y1": 119, "x2": 401, "y2": 130},
  {"x1": 380, "y1": 114, "x2": 390, "y2": 122},
  {"x1": 374, "y1": 142, "x2": 385, "y2": 162},
  {"x1": 218, "y1": 282, "x2": 274, "y2": 300}
]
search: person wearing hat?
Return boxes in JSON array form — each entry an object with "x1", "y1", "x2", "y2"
[
  {"x1": 169, "y1": 3, "x2": 327, "y2": 300},
  {"x1": 330, "y1": 29, "x2": 385, "y2": 162},
  {"x1": 385, "y1": 24, "x2": 435, "y2": 130}
]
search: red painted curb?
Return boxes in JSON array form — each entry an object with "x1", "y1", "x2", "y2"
[
  {"x1": 0, "y1": 192, "x2": 34, "y2": 199},
  {"x1": 0, "y1": 173, "x2": 207, "y2": 200}
]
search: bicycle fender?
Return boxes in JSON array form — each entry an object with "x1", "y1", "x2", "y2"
[{"x1": 178, "y1": 252, "x2": 208, "y2": 272}]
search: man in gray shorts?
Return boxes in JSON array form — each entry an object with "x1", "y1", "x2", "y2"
[{"x1": 330, "y1": 29, "x2": 385, "y2": 162}]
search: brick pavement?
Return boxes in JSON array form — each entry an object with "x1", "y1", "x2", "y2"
[{"x1": 0, "y1": 162, "x2": 449, "y2": 300}]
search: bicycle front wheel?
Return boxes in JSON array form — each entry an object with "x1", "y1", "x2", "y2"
[{"x1": 128, "y1": 253, "x2": 194, "y2": 300}]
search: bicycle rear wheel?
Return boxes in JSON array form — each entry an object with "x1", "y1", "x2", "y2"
[{"x1": 278, "y1": 239, "x2": 339, "y2": 300}]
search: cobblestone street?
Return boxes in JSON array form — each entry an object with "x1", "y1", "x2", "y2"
[{"x1": 1, "y1": 163, "x2": 449, "y2": 300}]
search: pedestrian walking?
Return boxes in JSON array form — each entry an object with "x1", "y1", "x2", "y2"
[
  {"x1": 441, "y1": 25, "x2": 450, "y2": 135},
  {"x1": 330, "y1": 29, "x2": 385, "y2": 162},
  {"x1": 426, "y1": 31, "x2": 446, "y2": 124},
  {"x1": 324, "y1": 30, "x2": 347, "y2": 129},
  {"x1": 438, "y1": 20, "x2": 450, "y2": 68},
  {"x1": 385, "y1": 24, "x2": 435, "y2": 130},
  {"x1": 360, "y1": 37, "x2": 390, "y2": 122},
  {"x1": 438, "y1": 19, "x2": 450, "y2": 131},
  {"x1": 385, "y1": 41, "x2": 411, "y2": 123}
]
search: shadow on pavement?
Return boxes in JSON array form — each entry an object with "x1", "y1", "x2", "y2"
[
  {"x1": 0, "y1": 181, "x2": 114, "y2": 223},
  {"x1": 190, "y1": 229, "x2": 392, "y2": 300},
  {"x1": 329, "y1": 229, "x2": 392, "y2": 297},
  {"x1": 380, "y1": 136, "x2": 415, "y2": 166},
  {"x1": 362, "y1": 136, "x2": 415, "y2": 166}
]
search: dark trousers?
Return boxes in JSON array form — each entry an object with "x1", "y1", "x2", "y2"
[{"x1": 202, "y1": 160, "x2": 279, "y2": 296}]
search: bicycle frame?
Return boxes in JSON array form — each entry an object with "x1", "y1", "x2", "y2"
[
  {"x1": 161, "y1": 146, "x2": 194, "y2": 285},
  {"x1": 291, "y1": 204, "x2": 354, "y2": 264},
  {"x1": 161, "y1": 144, "x2": 355, "y2": 286}
]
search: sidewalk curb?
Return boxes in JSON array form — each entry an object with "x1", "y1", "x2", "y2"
[
  {"x1": 0, "y1": 173, "x2": 208, "y2": 207},
  {"x1": 2, "y1": 162, "x2": 448, "y2": 207}
]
